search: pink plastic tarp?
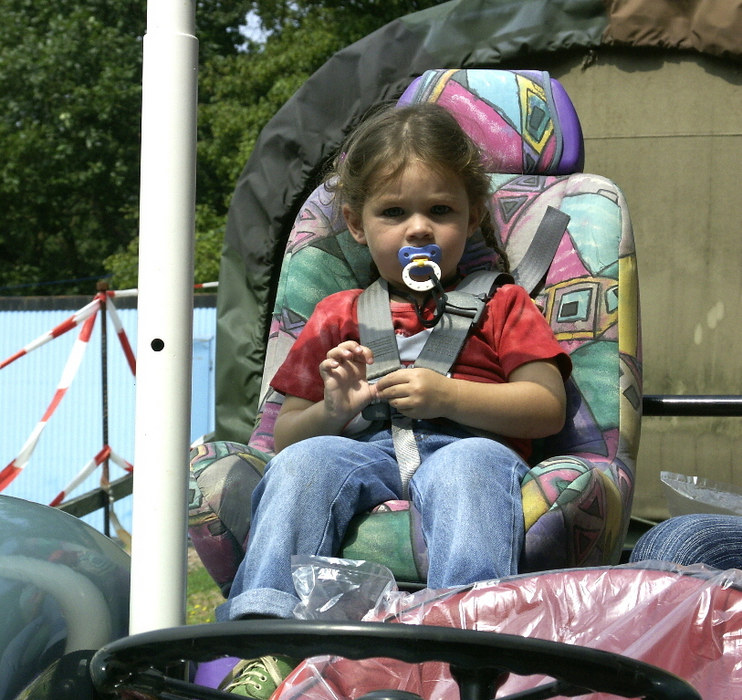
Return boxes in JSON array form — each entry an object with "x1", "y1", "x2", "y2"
[{"x1": 277, "y1": 563, "x2": 742, "y2": 699}]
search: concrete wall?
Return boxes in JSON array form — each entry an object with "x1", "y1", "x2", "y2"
[{"x1": 548, "y1": 50, "x2": 742, "y2": 520}]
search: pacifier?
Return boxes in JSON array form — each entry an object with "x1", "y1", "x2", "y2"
[{"x1": 398, "y1": 244, "x2": 442, "y2": 292}]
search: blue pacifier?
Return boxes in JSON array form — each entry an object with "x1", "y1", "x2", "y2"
[{"x1": 398, "y1": 244, "x2": 442, "y2": 292}]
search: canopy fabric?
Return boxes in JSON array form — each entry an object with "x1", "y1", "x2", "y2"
[{"x1": 605, "y1": 0, "x2": 742, "y2": 59}]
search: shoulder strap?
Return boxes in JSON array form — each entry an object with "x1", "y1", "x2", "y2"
[
  {"x1": 358, "y1": 279, "x2": 402, "y2": 421},
  {"x1": 358, "y1": 279, "x2": 402, "y2": 382},
  {"x1": 414, "y1": 270, "x2": 512, "y2": 376},
  {"x1": 358, "y1": 270, "x2": 512, "y2": 382},
  {"x1": 454, "y1": 268, "x2": 513, "y2": 299},
  {"x1": 510, "y1": 205, "x2": 570, "y2": 295}
]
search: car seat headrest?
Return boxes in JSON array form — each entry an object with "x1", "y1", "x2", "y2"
[{"x1": 398, "y1": 69, "x2": 584, "y2": 175}]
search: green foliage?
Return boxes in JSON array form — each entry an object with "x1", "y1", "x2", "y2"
[
  {"x1": 250, "y1": 0, "x2": 440, "y2": 33},
  {"x1": 104, "y1": 237, "x2": 139, "y2": 292},
  {"x1": 196, "y1": 0, "x2": 253, "y2": 59},
  {"x1": 0, "y1": 0, "x2": 145, "y2": 294},
  {"x1": 0, "y1": 0, "x2": 249, "y2": 295},
  {"x1": 105, "y1": 204, "x2": 225, "y2": 290},
  {"x1": 0, "y1": 0, "x2": 446, "y2": 295},
  {"x1": 197, "y1": 20, "x2": 344, "y2": 207}
]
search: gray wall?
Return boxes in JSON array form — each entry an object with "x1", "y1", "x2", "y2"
[{"x1": 552, "y1": 51, "x2": 742, "y2": 520}]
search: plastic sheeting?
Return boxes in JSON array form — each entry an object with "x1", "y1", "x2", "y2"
[
  {"x1": 661, "y1": 471, "x2": 742, "y2": 517},
  {"x1": 277, "y1": 561, "x2": 742, "y2": 699}
]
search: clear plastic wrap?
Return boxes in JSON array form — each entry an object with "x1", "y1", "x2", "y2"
[
  {"x1": 661, "y1": 470, "x2": 742, "y2": 516},
  {"x1": 292, "y1": 556, "x2": 397, "y2": 621},
  {"x1": 277, "y1": 561, "x2": 742, "y2": 699}
]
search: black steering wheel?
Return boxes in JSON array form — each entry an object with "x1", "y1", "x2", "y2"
[{"x1": 88, "y1": 619, "x2": 701, "y2": 700}]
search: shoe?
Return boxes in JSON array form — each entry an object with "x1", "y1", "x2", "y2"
[{"x1": 219, "y1": 655, "x2": 298, "y2": 698}]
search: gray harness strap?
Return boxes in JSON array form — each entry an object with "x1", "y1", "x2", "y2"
[
  {"x1": 510, "y1": 205, "x2": 570, "y2": 294},
  {"x1": 358, "y1": 279, "x2": 402, "y2": 382},
  {"x1": 414, "y1": 272, "x2": 510, "y2": 374},
  {"x1": 357, "y1": 270, "x2": 512, "y2": 496},
  {"x1": 390, "y1": 416, "x2": 420, "y2": 497},
  {"x1": 358, "y1": 271, "x2": 512, "y2": 378}
]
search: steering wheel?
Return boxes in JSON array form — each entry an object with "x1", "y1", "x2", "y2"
[{"x1": 88, "y1": 619, "x2": 701, "y2": 700}]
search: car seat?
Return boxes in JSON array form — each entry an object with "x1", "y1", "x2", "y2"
[{"x1": 189, "y1": 68, "x2": 641, "y2": 593}]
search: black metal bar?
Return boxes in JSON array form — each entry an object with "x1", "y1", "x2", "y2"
[
  {"x1": 97, "y1": 281, "x2": 111, "y2": 536},
  {"x1": 89, "y1": 620, "x2": 701, "y2": 700},
  {"x1": 56, "y1": 472, "x2": 133, "y2": 519},
  {"x1": 643, "y1": 395, "x2": 742, "y2": 417}
]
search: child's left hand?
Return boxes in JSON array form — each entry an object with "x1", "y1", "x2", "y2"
[{"x1": 375, "y1": 368, "x2": 452, "y2": 419}]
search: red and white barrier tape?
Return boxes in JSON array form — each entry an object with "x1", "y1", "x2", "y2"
[
  {"x1": 194, "y1": 281, "x2": 218, "y2": 290},
  {"x1": 0, "y1": 313, "x2": 97, "y2": 491},
  {"x1": 106, "y1": 287, "x2": 139, "y2": 298},
  {"x1": 49, "y1": 444, "x2": 133, "y2": 507},
  {"x1": 0, "y1": 281, "x2": 215, "y2": 499},
  {"x1": 0, "y1": 295, "x2": 102, "y2": 370},
  {"x1": 105, "y1": 295, "x2": 136, "y2": 376}
]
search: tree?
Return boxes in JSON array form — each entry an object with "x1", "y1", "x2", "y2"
[
  {"x1": 0, "y1": 1, "x2": 145, "y2": 294},
  {"x1": 0, "y1": 0, "x2": 250, "y2": 295},
  {"x1": 0, "y1": 0, "x2": 445, "y2": 294}
]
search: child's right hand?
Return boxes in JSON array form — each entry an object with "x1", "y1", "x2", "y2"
[{"x1": 319, "y1": 340, "x2": 377, "y2": 423}]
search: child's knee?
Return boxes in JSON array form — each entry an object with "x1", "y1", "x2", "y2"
[
  {"x1": 414, "y1": 438, "x2": 524, "y2": 493},
  {"x1": 448, "y1": 437, "x2": 515, "y2": 473},
  {"x1": 265, "y1": 435, "x2": 353, "y2": 484}
]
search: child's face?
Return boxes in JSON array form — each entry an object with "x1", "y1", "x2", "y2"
[{"x1": 343, "y1": 162, "x2": 481, "y2": 296}]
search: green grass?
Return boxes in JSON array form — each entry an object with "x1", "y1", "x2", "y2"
[{"x1": 186, "y1": 553, "x2": 224, "y2": 625}]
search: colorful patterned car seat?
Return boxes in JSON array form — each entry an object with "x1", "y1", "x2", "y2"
[{"x1": 189, "y1": 69, "x2": 641, "y2": 593}]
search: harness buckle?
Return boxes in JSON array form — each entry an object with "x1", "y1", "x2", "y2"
[{"x1": 443, "y1": 292, "x2": 486, "y2": 325}]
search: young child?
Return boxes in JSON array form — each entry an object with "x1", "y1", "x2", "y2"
[{"x1": 217, "y1": 102, "x2": 571, "y2": 696}]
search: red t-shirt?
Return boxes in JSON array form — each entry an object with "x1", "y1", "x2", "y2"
[{"x1": 271, "y1": 284, "x2": 571, "y2": 458}]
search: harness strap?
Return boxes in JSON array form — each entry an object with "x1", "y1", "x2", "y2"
[
  {"x1": 358, "y1": 279, "x2": 402, "y2": 382},
  {"x1": 510, "y1": 205, "x2": 570, "y2": 294},
  {"x1": 391, "y1": 417, "x2": 420, "y2": 499},
  {"x1": 415, "y1": 271, "x2": 512, "y2": 375},
  {"x1": 358, "y1": 269, "x2": 511, "y2": 495}
]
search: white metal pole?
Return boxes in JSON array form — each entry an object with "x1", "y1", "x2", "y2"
[{"x1": 129, "y1": 0, "x2": 198, "y2": 634}]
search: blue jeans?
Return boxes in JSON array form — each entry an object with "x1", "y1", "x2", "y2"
[
  {"x1": 629, "y1": 514, "x2": 742, "y2": 570},
  {"x1": 216, "y1": 421, "x2": 530, "y2": 621}
]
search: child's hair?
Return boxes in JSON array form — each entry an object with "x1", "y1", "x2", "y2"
[{"x1": 326, "y1": 101, "x2": 509, "y2": 272}]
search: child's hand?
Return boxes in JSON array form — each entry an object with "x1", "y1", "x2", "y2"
[
  {"x1": 319, "y1": 341, "x2": 377, "y2": 422},
  {"x1": 375, "y1": 367, "x2": 452, "y2": 420}
]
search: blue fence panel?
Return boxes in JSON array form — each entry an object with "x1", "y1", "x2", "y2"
[{"x1": 0, "y1": 296, "x2": 216, "y2": 536}]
